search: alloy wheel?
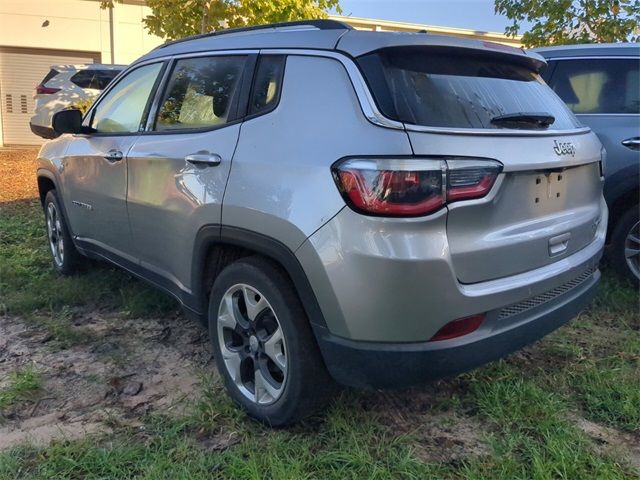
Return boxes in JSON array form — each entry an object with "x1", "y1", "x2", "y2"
[
  {"x1": 625, "y1": 219, "x2": 640, "y2": 281},
  {"x1": 217, "y1": 283, "x2": 288, "y2": 405},
  {"x1": 46, "y1": 202, "x2": 64, "y2": 267}
]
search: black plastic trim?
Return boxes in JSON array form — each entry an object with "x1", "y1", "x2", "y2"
[
  {"x1": 191, "y1": 225, "x2": 328, "y2": 328},
  {"x1": 245, "y1": 54, "x2": 286, "y2": 119},
  {"x1": 75, "y1": 238, "x2": 202, "y2": 317},
  {"x1": 30, "y1": 123, "x2": 57, "y2": 139},
  {"x1": 314, "y1": 270, "x2": 600, "y2": 388},
  {"x1": 36, "y1": 169, "x2": 70, "y2": 224}
]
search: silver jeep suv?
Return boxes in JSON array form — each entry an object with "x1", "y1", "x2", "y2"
[{"x1": 37, "y1": 20, "x2": 607, "y2": 425}]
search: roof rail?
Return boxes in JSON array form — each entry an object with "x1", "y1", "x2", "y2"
[{"x1": 156, "y1": 19, "x2": 353, "y2": 50}]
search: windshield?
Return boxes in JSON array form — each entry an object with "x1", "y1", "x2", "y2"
[{"x1": 358, "y1": 47, "x2": 582, "y2": 130}]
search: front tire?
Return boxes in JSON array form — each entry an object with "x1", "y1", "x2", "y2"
[
  {"x1": 208, "y1": 256, "x2": 335, "y2": 426},
  {"x1": 44, "y1": 190, "x2": 83, "y2": 275},
  {"x1": 610, "y1": 205, "x2": 639, "y2": 287}
]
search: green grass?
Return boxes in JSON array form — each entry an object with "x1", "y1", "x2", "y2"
[
  {"x1": 537, "y1": 275, "x2": 640, "y2": 433},
  {"x1": 461, "y1": 364, "x2": 631, "y2": 479},
  {"x1": 1, "y1": 199, "x2": 639, "y2": 479},
  {"x1": 0, "y1": 201, "x2": 178, "y2": 317},
  {"x1": 0, "y1": 365, "x2": 42, "y2": 412}
]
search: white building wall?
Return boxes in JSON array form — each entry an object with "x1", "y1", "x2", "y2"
[
  {"x1": 0, "y1": 0, "x2": 163, "y2": 65},
  {"x1": 0, "y1": 0, "x2": 163, "y2": 145}
]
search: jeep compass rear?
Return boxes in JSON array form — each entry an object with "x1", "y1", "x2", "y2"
[
  {"x1": 37, "y1": 21, "x2": 606, "y2": 425},
  {"x1": 305, "y1": 38, "x2": 606, "y2": 391}
]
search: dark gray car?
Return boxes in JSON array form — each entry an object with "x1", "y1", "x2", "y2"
[{"x1": 535, "y1": 43, "x2": 639, "y2": 285}]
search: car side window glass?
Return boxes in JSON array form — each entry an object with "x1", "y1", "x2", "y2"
[
  {"x1": 90, "y1": 62, "x2": 162, "y2": 134},
  {"x1": 70, "y1": 70, "x2": 95, "y2": 89},
  {"x1": 94, "y1": 70, "x2": 120, "y2": 90},
  {"x1": 548, "y1": 58, "x2": 640, "y2": 114},
  {"x1": 249, "y1": 55, "x2": 286, "y2": 116},
  {"x1": 155, "y1": 56, "x2": 246, "y2": 131}
]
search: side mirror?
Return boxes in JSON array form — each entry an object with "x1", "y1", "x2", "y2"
[{"x1": 52, "y1": 109, "x2": 84, "y2": 135}]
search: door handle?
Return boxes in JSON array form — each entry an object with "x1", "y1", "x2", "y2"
[
  {"x1": 185, "y1": 152, "x2": 222, "y2": 167},
  {"x1": 549, "y1": 232, "x2": 571, "y2": 257},
  {"x1": 104, "y1": 149, "x2": 123, "y2": 162},
  {"x1": 621, "y1": 137, "x2": 640, "y2": 150}
]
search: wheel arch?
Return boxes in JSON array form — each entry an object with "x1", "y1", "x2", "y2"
[
  {"x1": 191, "y1": 225, "x2": 328, "y2": 329},
  {"x1": 607, "y1": 186, "x2": 639, "y2": 240},
  {"x1": 37, "y1": 169, "x2": 58, "y2": 206}
]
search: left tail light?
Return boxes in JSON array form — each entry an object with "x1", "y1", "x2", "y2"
[{"x1": 332, "y1": 157, "x2": 502, "y2": 217}]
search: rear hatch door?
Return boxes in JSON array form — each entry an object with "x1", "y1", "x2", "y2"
[
  {"x1": 411, "y1": 132, "x2": 603, "y2": 283},
  {"x1": 357, "y1": 46, "x2": 604, "y2": 283}
]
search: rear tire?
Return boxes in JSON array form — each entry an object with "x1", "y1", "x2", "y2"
[
  {"x1": 610, "y1": 205, "x2": 639, "y2": 287},
  {"x1": 208, "y1": 256, "x2": 335, "y2": 426},
  {"x1": 44, "y1": 190, "x2": 83, "y2": 275}
]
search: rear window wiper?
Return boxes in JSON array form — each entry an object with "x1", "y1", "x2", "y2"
[{"x1": 490, "y1": 112, "x2": 555, "y2": 129}]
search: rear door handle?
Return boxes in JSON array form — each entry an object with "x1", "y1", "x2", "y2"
[
  {"x1": 104, "y1": 149, "x2": 123, "y2": 162},
  {"x1": 621, "y1": 137, "x2": 640, "y2": 150},
  {"x1": 185, "y1": 152, "x2": 222, "y2": 167}
]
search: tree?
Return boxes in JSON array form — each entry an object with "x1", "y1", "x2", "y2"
[
  {"x1": 141, "y1": 0, "x2": 342, "y2": 41},
  {"x1": 495, "y1": 0, "x2": 640, "y2": 47}
]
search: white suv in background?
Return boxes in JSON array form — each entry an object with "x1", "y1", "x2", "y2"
[{"x1": 29, "y1": 64, "x2": 125, "y2": 139}]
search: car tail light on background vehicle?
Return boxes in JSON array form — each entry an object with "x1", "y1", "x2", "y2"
[
  {"x1": 429, "y1": 313, "x2": 486, "y2": 342},
  {"x1": 35, "y1": 85, "x2": 61, "y2": 95},
  {"x1": 332, "y1": 157, "x2": 502, "y2": 217}
]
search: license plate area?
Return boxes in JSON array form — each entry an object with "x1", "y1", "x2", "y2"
[{"x1": 533, "y1": 170, "x2": 567, "y2": 206}]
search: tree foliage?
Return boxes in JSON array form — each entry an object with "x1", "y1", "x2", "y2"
[
  {"x1": 139, "y1": 0, "x2": 341, "y2": 41},
  {"x1": 495, "y1": 0, "x2": 640, "y2": 47}
]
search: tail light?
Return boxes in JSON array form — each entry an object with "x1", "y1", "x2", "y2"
[
  {"x1": 35, "y1": 85, "x2": 61, "y2": 95},
  {"x1": 429, "y1": 314, "x2": 486, "y2": 342},
  {"x1": 332, "y1": 157, "x2": 502, "y2": 217},
  {"x1": 446, "y1": 159, "x2": 502, "y2": 202}
]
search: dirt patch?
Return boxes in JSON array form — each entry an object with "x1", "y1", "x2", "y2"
[
  {"x1": 0, "y1": 311, "x2": 212, "y2": 450},
  {"x1": 572, "y1": 415, "x2": 640, "y2": 472},
  {"x1": 361, "y1": 385, "x2": 491, "y2": 465},
  {"x1": 0, "y1": 149, "x2": 39, "y2": 203}
]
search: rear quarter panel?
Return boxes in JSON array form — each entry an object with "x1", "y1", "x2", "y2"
[{"x1": 223, "y1": 54, "x2": 413, "y2": 251}]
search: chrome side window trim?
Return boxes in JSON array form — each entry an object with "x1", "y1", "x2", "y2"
[
  {"x1": 121, "y1": 48, "x2": 611, "y2": 135},
  {"x1": 264, "y1": 49, "x2": 592, "y2": 135},
  {"x1": 400, "y1": 123, "x2": 592, "y2": 137},
  {"x1": 541, "y1": 55, "x2": 639, "y2": 61},
  {"x1": 253, "y1": 48, "x2": 405, "y2": 130}
]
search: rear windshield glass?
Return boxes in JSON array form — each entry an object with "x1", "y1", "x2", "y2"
[{"x1": 358, "y1": 48, "x2": 582, "y2": 130}]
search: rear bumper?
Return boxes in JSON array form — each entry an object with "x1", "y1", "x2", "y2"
[
  {"x1": 298, "y1": 198, "x2": 607, "y2": 343},
  {"x1": 315, "y1": 267, "x2": 600, "y2": 389}
]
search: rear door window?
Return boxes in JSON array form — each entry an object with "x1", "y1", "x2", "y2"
[
  {"x1": 547, "y1": 58, "x2": 640, "y2": 114},
  {"x1": 154, "y1": 55, "x2": 246, "y2": 131},
  {"x1": 358, "y1": 48, "x2": 581, "y2": 130}
]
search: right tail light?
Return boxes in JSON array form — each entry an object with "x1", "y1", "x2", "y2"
[
  {"x1": 332, "y1": 157, "x2": 502, "y2": 217},
  {"x1": 35, "y1": 85, "x2": 61, "y2": 95}
]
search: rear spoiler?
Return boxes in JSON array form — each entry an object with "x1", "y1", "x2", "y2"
[{"x1": 336, "y1": 31, "x2": 546, "y2": 72}]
